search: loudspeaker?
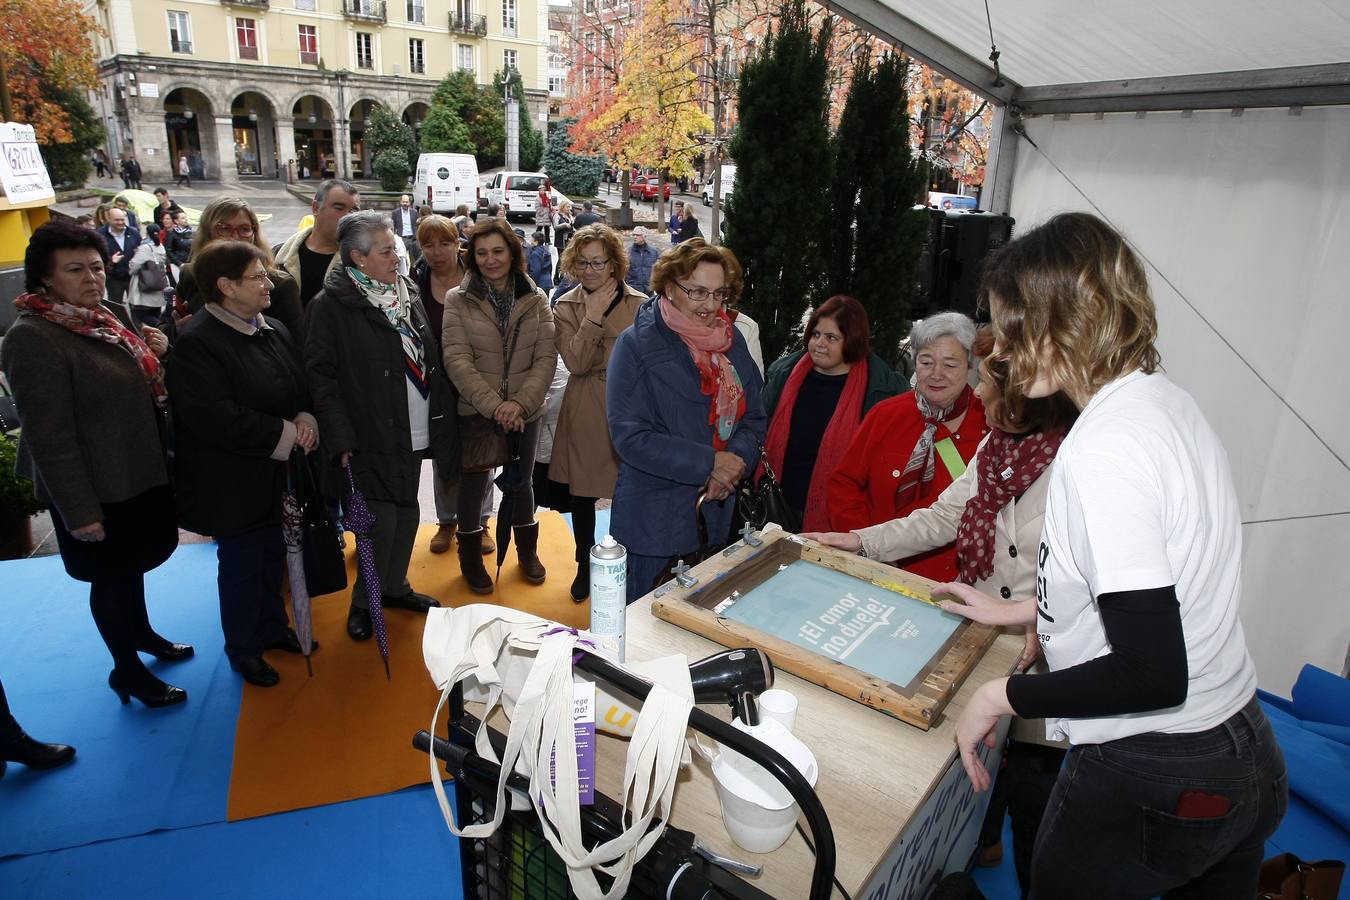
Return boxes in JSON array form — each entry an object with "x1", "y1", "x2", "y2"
[{"x1": 916, "y1": 211, "x2": 1015, "y2": 320}]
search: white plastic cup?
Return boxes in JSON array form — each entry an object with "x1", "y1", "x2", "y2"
[{"x1": 758, "y1": 689, "x2": 798, "y2": 733}]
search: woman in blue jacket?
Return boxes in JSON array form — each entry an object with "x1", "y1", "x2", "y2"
[{"x1": 606, "y1": 238, "x2": 767, "y2": 603}]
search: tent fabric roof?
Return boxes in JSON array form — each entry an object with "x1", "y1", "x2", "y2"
[{"x1": 881, "y1": 0, "x2": 1350, "y2": 88}]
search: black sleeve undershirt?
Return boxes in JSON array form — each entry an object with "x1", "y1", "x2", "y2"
[{"x1": 1006, "y1": 586, "x2": 1189, "y2": 720}]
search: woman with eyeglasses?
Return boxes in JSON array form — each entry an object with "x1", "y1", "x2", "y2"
[
  {"x1": 442, "y1": 218, "x2": 558, "y2": 594},
  {"x1": 606, "y1": 238, "x2": 767, "y2": 603},
  {"x1": 167, "y1": 241, "x2": 319, "y2": 687},
  {"x1": 174, "y1": 198, "x2": 305, "y2": 345},
  {"x1": 759, "y1": 295, "x2": 906, "y2": 532},
  {"x1": 549, "y1": 223, "x2": 647, "y2": 600}
]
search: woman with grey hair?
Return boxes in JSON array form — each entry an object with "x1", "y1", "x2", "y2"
[
  {"x1": 305, "y1": 210, "x2": 460, "y2": 642},
  {"x1": 825, "y1": 310, "x2": 988, "y2": 581}
]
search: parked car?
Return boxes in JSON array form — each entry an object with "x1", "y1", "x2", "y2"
[
  {"x1": 702, "y1": 164, "x2": 737, "y2": 207},
  {"x1": 413, "y1": 153, "x2": 480, "y2": 214},
  {"x1": 629, "y1": 176, "x2": 671, "y2": 202},
  {"x1": 483, "y1": 171, "x2": 553, "y2": 222},
  {"x1": 927, "y1": 191, "x2": 978, "y2": 211}
]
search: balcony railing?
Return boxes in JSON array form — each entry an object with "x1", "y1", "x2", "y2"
[
  {"x1": 221, "y1": 0, "x2": 269, "y2": 8},
  {"x1": 344, "y1": 0, "x2": 387, "y2": 23},
  {"x1": 448, "y1": 12, "x2": 487, "y2": 35},
  {"x1": 171, "y1": 40, "x2": 193, "y2": 54},
  {"x1": 300, "y1": 50, "x2": 318, "y2": 64},
  {"x1": 239, "y1": 45, "x2": 259, "y2": 60}
]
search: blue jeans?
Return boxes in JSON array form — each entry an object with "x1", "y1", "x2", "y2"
[{"x1": 1030, "y1": 695, "x2": 1287, "y2": 899}]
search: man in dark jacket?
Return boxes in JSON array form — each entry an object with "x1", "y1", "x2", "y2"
[
  {"x1": 625, "y1": 227, "x2": 658, "y2": 295},
  {"x1": 98, "y1": 207, "x2": 142, "y2": 308},
  {"x1": 304, "y1": 213, "x2": 459, "y2": 642},
  {"x1": 166, "y1": 211, "x2": 194, "y2": 268},
  {"x1": 572, "y1": 201, "x2": 603, "y2": 228},
  {"x1": 527, "y1": 231, "x2": 554, "y2": 292}
]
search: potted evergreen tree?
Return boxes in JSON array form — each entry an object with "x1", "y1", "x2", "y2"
[{"x1": 0, "y1": 436, "x2": 44, "y2": 559}]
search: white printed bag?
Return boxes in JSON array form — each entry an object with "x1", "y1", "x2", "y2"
[{"x1": 423, "y1": 603, "x2": 694, "y2": 900}]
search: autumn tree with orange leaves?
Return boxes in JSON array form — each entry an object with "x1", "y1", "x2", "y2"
[{"x1": 0, "y1": 0, "x2": 105, "y2": 185}]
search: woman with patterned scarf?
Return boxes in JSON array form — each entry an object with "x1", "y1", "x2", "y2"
[
  {"x1": 805, "y1": 384, "x2": 1077, "y2": 896},
  {"x1": 305, "y1": 212, "x2": 460, "y2": 643},
  {"x1": 826, "y1": 311, "x2": 988, "y2": 581},
  {"x1": 606, "y1": 238, "x2": 768, "y2": 604},
  {"x1": 1, "y1": 221, "x2": 188, "y2": 709}
]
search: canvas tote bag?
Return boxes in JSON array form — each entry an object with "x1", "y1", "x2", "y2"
[{"x1": 423, "y1": 604, "x2": 694, "y2": 900}]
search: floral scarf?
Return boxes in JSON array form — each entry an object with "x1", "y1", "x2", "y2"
[
  {"x1": 659, "y1": 296, "x2": 745, "y2": 450},
  {"x1": 13, "y1": 292, "x2": 166, "y2": 407},
  {"x1": 346, "y1": 267, "x2": 428, "y2": 398}
]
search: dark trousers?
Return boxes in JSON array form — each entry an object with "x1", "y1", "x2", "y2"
[
  {"x1": 1030, "y1": 696, "x2": 1287, "y2": 900},
  {"x1": 458, "y1": 418, "x2": 541, "y2": 529},
  {"x1": 978, "y1": 740, "x2": 1067, "y2": 898},
  {"x1": 569, "y1": 495, "x2": 598, "y2": 564},
  {"x1": 107, "y1": 277, "x2": 131, "y2": 309},
  {"x1": 0, "y1": 678, "x2": 22, "y2": 745},
  {"x1": 215, "y1": 527, "x2": 288, "y2": 665},
  {"x1": 625, "y1": 551, "x2": 676, "y2": 606},
  {"x1": 351, "y1": 498, "x2": 419, "y2": 609},
  {"x1": 176, "y1": 173, "x2": 190, "y2": 187}
]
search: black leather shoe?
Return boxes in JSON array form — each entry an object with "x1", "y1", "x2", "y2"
[
  {"x1": 108, "y1": 670, "x2": 188, "y2": 708},
  {"x1": 232, "y1": 656, "x2": 280, "y2": 687},
  {"x1": 347, "y1": 604, "x2": 372, "y2": 641},
  {"x1": 264, "y1": 629, "x2": 318, "y2": 654},
  {"x1": 138, "y1": 636, "x2": 195, "y2": 662},
  {"x1": 1, "y1": 733, "x2": 76, "y2": 774},
  {"x1": 382, "y1": 591, "x2": 441, "y2": 613}
]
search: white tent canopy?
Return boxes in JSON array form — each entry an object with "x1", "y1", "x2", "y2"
[{"x1": 824, "y1": 0, "x2": 1350, "y2": 693}]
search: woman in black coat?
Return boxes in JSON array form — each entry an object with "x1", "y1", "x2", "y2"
[
  {"x1": 304, "y1": 211, "x2": 460, "y2": 643},
  {"x1": 169, "y1": 241, "x2": 319, "y2": 688}
]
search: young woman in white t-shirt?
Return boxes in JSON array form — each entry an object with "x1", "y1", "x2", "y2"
[{"x1": 937, "y1": 212, "x2": 1286, "y2": 899}]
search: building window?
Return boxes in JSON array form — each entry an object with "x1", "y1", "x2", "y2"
[
  {"x1": 502, "y1": 0, "x2": 516, "y2": 36},
  {"x1": 236, "y1": 18, "x2": 259, "y2": 60},
  {"x1": 583, "y1": 0, "x2": 594, "y2": 12},
  {"x1": 458, "y1": 44, "x2": 474, "y2": 72},
  {"x1": 295, "y1": 0, "x2": 316, "y2": 9},
  {"x1": 548, "y1": 76, "x2": 565, "y2": 95},
  {"x1": 356, "y1": 32, "x2": 374, "y2": 69},
  {"x1": 409, "y1": 38, "x2": 425, "y2": 74},
  {"x1": 504, "y1": 49, "x2": 517, "y2": 71},
  {"x1": 167, "y1": 11, "x2": 193, "y2": 54},
  {"x1": 298, "y1": 24, "x2": 318, "y2": 64},
  {"x1": 406, "y1": 0, "x2": 424, "y2": 24},
  {"x1": 549, "y1": 35, "x2": 560, "y2": 53}
]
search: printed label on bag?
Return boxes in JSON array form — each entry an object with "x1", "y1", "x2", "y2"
[{"x1": 574, "y1": 680, "x2": 596, "y2": 805}]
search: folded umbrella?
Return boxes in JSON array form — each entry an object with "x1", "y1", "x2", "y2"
[
  {"x1": 280, "y1": 478, "x2": 315, "y2": 677},
  {"x1": 344, "y1": 463, "x2": 391, "y2": 680},
  {"x1": 492, "y1": 430, "x2": 530, "y2": 582}
]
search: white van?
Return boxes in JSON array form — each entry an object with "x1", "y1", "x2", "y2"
[
  {"x1": 702, "y1": 164, "x2": 736, "y2": 207},
  {"x1": 414, "y1": 153, "x2": 480, "y2": 214}
]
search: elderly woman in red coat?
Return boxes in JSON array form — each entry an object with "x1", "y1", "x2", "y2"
[{"x1": 826, "y1": 311, "x2": 987, "y2": 582}]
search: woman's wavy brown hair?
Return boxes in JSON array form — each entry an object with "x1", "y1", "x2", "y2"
[
  {"x1": 560, "y1": 223, "x2": 628, "y2": 285},
  {"x1": 649, "y1": 238, "x2": 743, "y2": 305},
  {"x1": 978, "y1": 212, "x2": 1159, "y2": 426}
]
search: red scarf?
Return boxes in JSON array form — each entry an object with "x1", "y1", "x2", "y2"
[
  {"x1": 762, "y1": 352, "x2": 868, "y2": 531},
  {"x1": 659, "y1": 297, "x2": 746, "y2": 450},
  {"x1": 895, "y1": 385, "x2": 973, "y2": 508},
  {"x1": 13, "y1": 292, "x2": 167, "y2": 407},
  {"x1": 954, "y1": 427, "x2": 1064, "y2": 584}
]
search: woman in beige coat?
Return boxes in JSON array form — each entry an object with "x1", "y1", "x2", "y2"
[
  {"x1": 442, "y1": 217, "x2": 558, "y2": 594},
  {"x1": 804, "y1": 386, "x2": 1077, "y2": 896},
  {"x1": 550, "y1": 224, "x2": 647, "y2": 600}
]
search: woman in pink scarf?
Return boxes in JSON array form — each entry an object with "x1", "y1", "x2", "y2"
[{"x1": 606, "y1": 239, "x2": 768, "y2": 604}]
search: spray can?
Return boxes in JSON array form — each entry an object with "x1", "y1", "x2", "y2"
[{"x1": 589, "y1": 535, "x2": 628, "y2": 662}]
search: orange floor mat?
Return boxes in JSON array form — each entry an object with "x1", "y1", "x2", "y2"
[{"x1": 226, "y1": 511, "x2": 590, "y2": 821}]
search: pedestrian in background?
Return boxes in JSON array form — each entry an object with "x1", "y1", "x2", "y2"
[
  {"x1": 176, "y1": 154, "x2": 191, "y2": 188},
  {"x1": 668, "y1": 200, "x2": 685, "y2": 244},
  {"x1": 528, "y1": 231, "x2": 554, "y2": 293},
  {"x1": 625, "y1": 226, "x2": 658, "y2": 296}
]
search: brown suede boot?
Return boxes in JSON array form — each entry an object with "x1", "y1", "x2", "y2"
[
  {"x1": 456, "y1": 528, "x2": 495, "y2": 594},
  {"x1": 514, "y1": 522, "x2": 547, "y2": 585},
  {"x1": 429, "y1": 523, "x2": 456, "y2": 554}
]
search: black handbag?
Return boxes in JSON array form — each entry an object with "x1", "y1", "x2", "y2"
[
  {"x1": 291, "y1": 449, "x2": 348, "y2": 596},
  {"x1": 736, "y1": 445, "x2": 801, "y2": 533},
  {"x1": 652, "y1": 493, "x2": 712, "y2": 593}
]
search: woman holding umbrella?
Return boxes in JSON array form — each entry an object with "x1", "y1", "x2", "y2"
[
  {"x1": 168, "y1": 241, "x2": 318, "y2": 687},
  {"x1": 305, "y1": 211, "x2": 460, "y2": 642},
  {"x1": 442, "y1": 217, "x2": 558, "y2": 594}
]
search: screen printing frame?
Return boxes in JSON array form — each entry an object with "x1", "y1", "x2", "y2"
[{"x1": 650, "y1": 531, "x2": 999, "y2": 729}]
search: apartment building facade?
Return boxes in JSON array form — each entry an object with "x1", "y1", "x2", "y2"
[{"x1": 84, "y1": 0, "x2": 550, "y2": 182}]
